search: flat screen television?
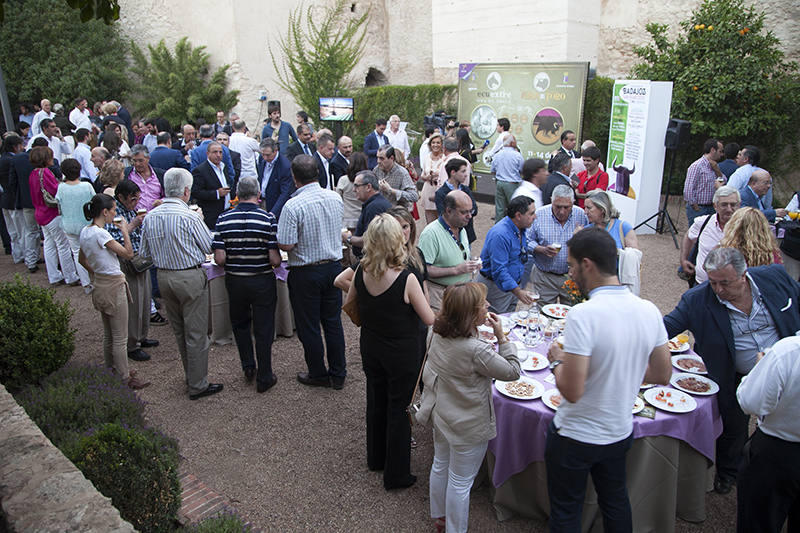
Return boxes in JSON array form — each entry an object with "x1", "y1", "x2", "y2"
[{"x1": 319, "y1": 97, "x2": 354, "y2": 122}]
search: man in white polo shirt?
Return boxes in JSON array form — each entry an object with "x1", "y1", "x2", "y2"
[{"x1": 546, "y1": 226, "x2": 671, "y2": 531}]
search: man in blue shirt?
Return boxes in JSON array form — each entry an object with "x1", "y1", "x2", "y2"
[
  {"x1": 363, "y1": 118, "x2": 389, "y2": 169},
  {"x1": 528, "y1": 185, "x2": 589, "y2": 305},
  {"x1": 477, "y1": 196, "x2": 537, "y2": 313},
  {"x1": 490, "y1": 134, "x2": 524, "y2": 223},
  {"x1": 261, "y1": 105, "x2": 298, "y2": 156}
]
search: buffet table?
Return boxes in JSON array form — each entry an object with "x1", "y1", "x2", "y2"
[
  {"x1": 203, "y1": 262, "x2": 295, "y2": 345},
  {"x1": 485, "y1": 320, "x2": 723, "y2": 533}
]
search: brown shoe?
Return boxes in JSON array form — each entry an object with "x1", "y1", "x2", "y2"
[{"x1": 126, "y1": 377, "x2": 151, "y2": 389}]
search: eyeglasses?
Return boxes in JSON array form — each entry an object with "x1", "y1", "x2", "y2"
[
  {"x1": 353, "y1": 183, "x2": 367, "y2": 189},
  {"x1": 456, "y1": 208, "x2": 472, "y2": 216}
]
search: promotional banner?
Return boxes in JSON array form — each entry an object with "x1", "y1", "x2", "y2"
[
  {"x1": 457, "y1": 62, "x2": 589, "y2": 173},
  {"x1": 606, "y1": 80, "x2": 674, "y2": 233}
]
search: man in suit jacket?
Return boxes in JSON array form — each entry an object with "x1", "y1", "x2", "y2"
[
  {"x1": 215, "y1": 132, "x2": 241, "y2": 186},
  {"x1": 330, "y1": 136, "x2": 352, "y2": 183},
  {"x1": 191, "y1": 142, "x2": 234, "y2": 229},
  {"x1": 541, "y1": 152, "x2": 574, "y2": 206},
  {"x1": 9, "y1": 138, "x2": 61, "y2": 272},
  {"x1": 665, "y1": 249, "x2": 800, "y2": 494},
  {"x1": 150, "y1": 132, "x2": 190, "y2": 171},
  {"x1": 363, "y1": 117, "x2": 389, "y2": 169},
  {"x1": 256, "y1": 138, "x2": 293, "y2": 220},
  {"x1": 548, "y1": 129, "x2": 580, "y2": 173},
  {"x1": 190, "y1": 125, "x2": 235, "y2": 183},
  {"x1": 314, "y1": 134, "x2": 336, "y2": 190},
  {"x1": 740, "y1": 169, "x2": 787, "y2": 223},
  {"x1": 172, "y1": 124, "x2": 197, "y2": 158},
  {"x1": 285, "y1": 124, "x2": 316, "y2": 162}
]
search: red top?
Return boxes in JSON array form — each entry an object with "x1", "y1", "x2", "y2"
[
  {"x1": 29, "y1": 167, "x2": 60, "y2": 226},
  {"x1": 576, "y1": 169, "x2": 609, "y2": 208}
]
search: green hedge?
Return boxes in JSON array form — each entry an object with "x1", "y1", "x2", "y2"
[
  {"x1": 344, "y1": 84, "x2": 458, "y2": 156},
  {"x1": 583, "y1": 76, "x2": 615, "y2": 157}
]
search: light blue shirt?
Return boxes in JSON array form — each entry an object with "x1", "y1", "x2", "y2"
[
  {"x1": 490, "y1": 146, "x2": 524, "y2": 183},
  {"x1": 277, "y1": 182, "x2": 344, "y2": 267},
  {"x1": 528, "y1": 204, "x2": 589, "y2": 275}
]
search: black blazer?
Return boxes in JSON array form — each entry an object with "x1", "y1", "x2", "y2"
[
  {"x1": 548, "y1": 146, "x2": 581, "y2": 173},
  {"x1": 330, "y1": 152, "x2": 349, "y2": 183},
  {"x1": 286, "y1": 141, "x2": 316, "y2": 162},
  {"x1": 314, "y1": 152, "x2": 333, "y2": 190},
  {"x1": 541, "y1": 172, "x2": 572, "y2": 206},
  {"x1": 9, "y1": 151, "x2": 61, "y2": 209},
  {"x1": 123, "y1": 166, "x2": 167, "y2": 194},
  {"x1": 0, "y1": 152, "x2": 15, "y2": 210},
  {"x1": 229, "y1": 149, "x2": 242, "y2": 185},
  {"x1": 256, "y1": 152, "x2": 294, "y2": 220},
  {"x1": 191, "y1": 161, "x2": 234, "y2": 229}
]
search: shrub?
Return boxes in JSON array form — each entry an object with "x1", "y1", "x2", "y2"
[
  {"x1": 185, "y1": 510, "x2": 253, "y2": 533},
  {"x1": 0, "y1": 275, "x2": 75, "y2": 391},
  {"x1": 15, "y1": 363, "x2": 145, "y2": 455},
  {"x1": 583, "y1": 76, "x2": 615, "y2": 155},
  {"x1": 71, "y1": 423, "x2": 181, "y2": 533}
]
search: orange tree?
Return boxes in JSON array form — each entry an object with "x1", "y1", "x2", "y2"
[{"x1": 632, "y1": 0, "x2": 800, "y2": 178}]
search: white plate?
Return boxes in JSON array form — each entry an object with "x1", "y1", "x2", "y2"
[
  {"x1": 521, "y1": 352, "x2": 549, "y2": 371},
  {"x1": 670, "y1": 373, "x2": 719, "y2": 396},
  {"x1": 644, "y1": 387, "x2": 698, "y2": 413},
  {"x1": 510, "y1": 312, "x2": 545, "y2": 327},
  {"x1": 541, "y1": 389, "x2": 562, "y2": 410},
  {"x1": 632, "y1": 396, "x2": 645, "y2": 414},
  {"x1": 671, "y1": 354, "x2": 708, "y2": 375},
  {"x1": 541, "y1": 304, "x2": 571, "y2": 319},
  {"x1": 476, "y1": 326, "x2": 497, "y2": 343},
  {"x1": 640, "y1": 382, "x2": 657, "y2": 390},
  {"x1": 495, "y1": 377, "x2": 544, "y2": 401},
  {"x1": 668, "y1": 338, "x2": 691, "y2": 353}
]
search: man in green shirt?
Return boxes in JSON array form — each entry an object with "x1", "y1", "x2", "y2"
[{"x1": 418, "y1": 190, "x2": 482, "y2": 310}]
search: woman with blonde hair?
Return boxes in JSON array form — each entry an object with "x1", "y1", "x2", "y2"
[
  {"x1": 719, "y1": 206, "x2": 782, "y2": 267},
  {"x1": 97, "y1": 159, "x2": 125, "y2": 196},
  {"x1": 420, "y1": 133, "x2": 445, "y2": 223},
  {"x1": 584, "y1": 189, "x2": 638, "y2": 249},
  {"x1": 344, "y1": 213, "x2": 435, "y2": 489},
  {"x1": 417, "y1": 282, "x2": 520, "y2": 533}
]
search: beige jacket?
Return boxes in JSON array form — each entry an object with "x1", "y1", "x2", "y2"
[{"x1": 417, "y1": 332, "x2": 520, "y2": 445}]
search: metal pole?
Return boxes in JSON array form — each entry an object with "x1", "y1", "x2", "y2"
[{"x1": 0, "y1": 63, "x2": 14, "y2": 133}]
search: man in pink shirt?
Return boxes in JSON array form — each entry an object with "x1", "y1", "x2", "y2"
[{"x1": 125, "y1": 145, "x2": 165, "y2": 211}]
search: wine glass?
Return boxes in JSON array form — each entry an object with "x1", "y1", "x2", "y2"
[{"x1": 470, "y1": 255, "x2": 482, "y2": 282}]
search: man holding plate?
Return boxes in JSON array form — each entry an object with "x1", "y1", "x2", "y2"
[
  {"x1": 664, "y1": 247, "x2": 800, "y2": 494},
  {"x1": 545, "y1": 227, "x2": 672, "y2": 531}
]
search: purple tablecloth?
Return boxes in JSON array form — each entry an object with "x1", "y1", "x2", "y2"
[{"x1": 487, "y1": 325, "x2": 723, "y2": 488}]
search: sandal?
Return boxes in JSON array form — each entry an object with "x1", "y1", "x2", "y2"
[{"x1": 150, "y1": 311, "x2": 168, "y2": 325}]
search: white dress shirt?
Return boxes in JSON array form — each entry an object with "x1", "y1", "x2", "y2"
[
  {"x1": 212, "y1": 162, "x2": 230, "y2": 203},
  {"x1": 30, "y1": 110, "x2": 54, "y2": 137},
  {"x1": 27, "y1": 133, "x2": 71, "y2": 163},
  {"x1": 228, "y1": 132, "x2": 260, "y2": 178},
  {"x1": 511, "y1": 180, "x2": 543, "y2": 209},
  {"x1": 69, "y1": 108, "x2": 92, "y2": 131},
  {"x1": 73, "y1": 142, "x2": 97, "y2": 182},
  {"x1": 386, "y1": 127, "x2": 411, "y2": 158}
]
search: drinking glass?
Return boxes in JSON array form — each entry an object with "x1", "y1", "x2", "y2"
[
  {"x1": 470, "y1": 255, "x2": 481, "y2": 282},
  {"x1": 524, "y1": 310, "x2": 541, "y2": 348}
]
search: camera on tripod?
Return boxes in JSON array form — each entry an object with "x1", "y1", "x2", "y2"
[{"x1": 423, "y1": 111, "x2": 456, "y2": 133}]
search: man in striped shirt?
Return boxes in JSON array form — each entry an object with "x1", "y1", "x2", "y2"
[
  {"x1": 277, "y1": 154, "x2": 347, "y2": 389},
  {"x1": 213, "y1": 177, "x2": 282, "y2": 393},
  {"x1": 140, "y1": 168, "x2": 223, "y2": 400}
]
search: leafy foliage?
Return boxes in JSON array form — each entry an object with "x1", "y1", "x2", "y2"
[
  {"x1": 0, "y1": 0, "x2": 128, "y2": 108},
  {"x1": 16, "y1": 363, "x2": 146, "y2": 456},
  {"x1": 269, "y1": 0, "x2": 369, "y2": 120},
  {"x1": 0, "y1": 275, "x2": 75, "y2": 390},
  {"x1": 0, "y1": 0, "x2": 119, "y2": 24},
  {"x1": 344, "y1": 84, "x2": 458, "y2": 157},
  {"x1": 129, "y1": 37, "x2": 240, "y2": 129},
  {"x1": 185, "y1": 510, "x2": 253, "y2": 533},
  {"x1": 582, "y1": 76, "x2": 615, "y2": 156},
  {"x1": 72, "y1": 423, "x2": 181, "y2": 533},
  {"x1": 632, "y1": 0, "x2": 800, "y2": 173}
]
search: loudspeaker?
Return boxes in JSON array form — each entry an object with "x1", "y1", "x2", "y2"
[
  {"x1": 665, "y1": 118, "x2": 691, "y2": 150},
  {"x1": 267, "y1": 100, "x2": 281, "y2": 112}
]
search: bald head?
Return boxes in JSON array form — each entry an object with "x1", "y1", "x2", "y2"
[
  {"x1": 749, "y1": 169, "x2": 773, "y2": 197},
  {"x1": 442, "y1": 189, "x2": 473, "y2": 229},
  {"x1": 337, "y1": 135, "x2": 353, "y2": 158}
]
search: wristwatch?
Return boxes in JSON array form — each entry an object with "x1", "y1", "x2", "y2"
[{"x1": 549, "y1": 359, "x2": 563, "y2": 372}]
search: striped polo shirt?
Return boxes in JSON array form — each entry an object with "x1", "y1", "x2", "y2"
[
  {"x1": 212, "y1": 202, "x2": 278, "y2": 275},
  {"x1": 140, "y1": 197, "x2": 213, "y2": 269}
]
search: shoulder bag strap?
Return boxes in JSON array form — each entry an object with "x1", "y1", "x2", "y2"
[{"x1": 409, "y1": 333, "x2": 433, "y2": 405}]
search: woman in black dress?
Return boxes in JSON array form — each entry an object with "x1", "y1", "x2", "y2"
[{"x1": 344, "y1": 214, "x2": 435, "y2": 489}]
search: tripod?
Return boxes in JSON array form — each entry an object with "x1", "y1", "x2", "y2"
[{"x1": 634, "y1": 147, "x2": 679, "y2": 249}]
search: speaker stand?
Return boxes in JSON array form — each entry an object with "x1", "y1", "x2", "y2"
[{"x1": 634, "y1": 148, "x2": 680, "y2": 249}]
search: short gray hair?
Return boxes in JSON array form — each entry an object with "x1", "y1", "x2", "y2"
[
  {"x1": 356, "y1": 170, "x2": 379, "y2": 191},
  {"x1": 233, "y1": 119, "x2": 246, "y2": 131},
  {"x1": 156, "y1": 132, "x2": 171, "y2": 145},
  {"x1": 585, "y1": 190, "x2": 619, "y2": 225},
  {"x1": 552, "y1": 184, "x2": 575, "y2": 201},
  {"x1": 129, "y1": 144, "x2": 149, "y2": 158},
  {"x1": 164, "y1": 168, "x2": 193, "y2": 198},
  {"x1": 704, "y1": 247, "x2": 747, "y2": 277},
  {"x1": 236, "y1": 176, "x2": 259, "y2": 200},
  {"x1": 206, "y1": 141, "x2": 222, "y2": 154},
  {"x1": 198, "y1": 124, "x2": 214, "y2": 139},
  {"x1": 259, "y1": 138, "x2": 277, "y2": 151},
  {"x1": 443, "y1": 137, "x2": 458, "y2": 153},
  {"x1": 713, "y1": 185, "x2": 740, "y2": 205},
  {"x1": 502, "y1": 134, "x2": 514, "y2": 147}
]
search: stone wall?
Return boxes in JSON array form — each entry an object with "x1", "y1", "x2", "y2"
[{"x1": 0, "y1": 383, "x2": 135, "y2": 533}]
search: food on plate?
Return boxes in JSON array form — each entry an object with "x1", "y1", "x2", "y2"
[
  {"x1": 504, "y1": 380, "x2": 535, "y2": 398},
  {"x1": 668, "y1": 338, "x2": 687, "y2": 351},
  {"x1": 547, "y1": 305, "x2": 569, "y2": 318},
  {"x1": 676, "y1": 377, "x2": 711, "y2": 393},
  {"x1": 479, "y1": 330, "x2": 497, "y2": 342},
  {"x1": 654, "y1": 389, "x2": 686, "y2": 408},
  {"x1": 676, "y1": 357, "x2": 707, "y2": 372},
  {"x1": 550, "y1": 392, "x2": 563, "y2": 407}
]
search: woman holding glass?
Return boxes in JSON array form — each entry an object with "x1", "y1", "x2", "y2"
[
  {"x1": 417, "y1": 282, "x2": 520, "y2": 533},
  {"x1": 420, "y1": 133, "x2": 445, "y2": 224}
]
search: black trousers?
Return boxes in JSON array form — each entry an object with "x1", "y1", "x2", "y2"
[
  {"x1": 737, "y1": 428, "x2": 800, "y2": 533},
  {"x1": 716, "y1": 373, "x2": 750, "y2": 481}
]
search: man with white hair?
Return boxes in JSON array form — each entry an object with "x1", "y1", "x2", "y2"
[
  {"x1": 490, "y1": 134, "x2": 524, "y2": 223},
  {"x1": 140, "y1": 168, "x2": 222, "y2": 400},
  {"x1": 30, "y1": 99, "x2": 54, "y2": 137},
  {"x1": 527, "y1": 184, "x2": 589, "y2": 305},
  {"x1": 385, "y1": 115, "x2": 410, "y2": 158}
]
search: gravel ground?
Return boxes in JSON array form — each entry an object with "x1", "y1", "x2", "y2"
[{"x1": 2, "y1": 197, "x2": 741, "y2": 532}]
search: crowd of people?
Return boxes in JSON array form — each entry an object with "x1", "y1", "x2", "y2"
[{"x1": 1, "y1": 98, "x2": 799, "y2": 533}]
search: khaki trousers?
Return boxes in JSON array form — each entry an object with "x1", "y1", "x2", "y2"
[
  {"x1": 532, "y1": 266, "x2": 570, "y2": 306},
  {"x1": 158, "y1": 267, "x2": 210, "y2": 395},
  {"x1": 428, "y1": 281, "x2": 446, "y2": 312},
  {"x1": 125, "y1": 267, "x2": 152, "y2": 351},
  {"x1": 101, "y1": 283, "x2": 130, "y2": 379}
]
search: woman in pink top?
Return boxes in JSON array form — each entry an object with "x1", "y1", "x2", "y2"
[{"x1": 28, "y1": 146, "x2": 79, "y2": 285}]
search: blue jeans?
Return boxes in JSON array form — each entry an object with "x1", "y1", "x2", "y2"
[
  {"x1": 287, "y1": 262, "x2": 346, "y2": 380},
  {"x1": 685, "y1": 204, "x2": 715, "y2": 229},
  {"x1": 545, "y1": 421, "x2": 634, "y2": 533}
]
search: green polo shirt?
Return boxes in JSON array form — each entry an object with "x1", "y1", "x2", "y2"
[{"x1": 418, "y1": 217, "x2": 470, "y2": 286}]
